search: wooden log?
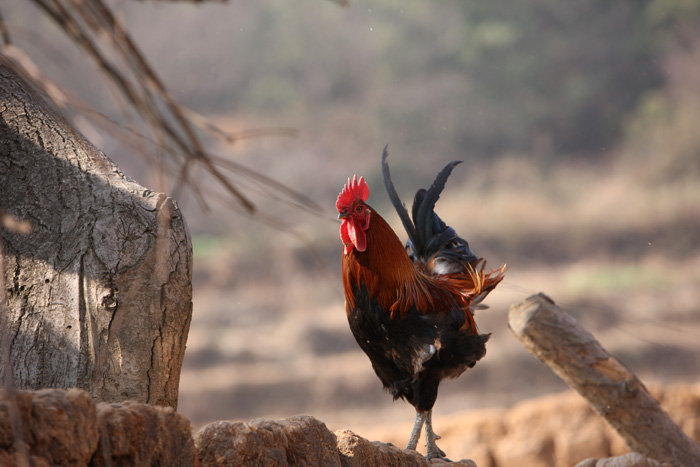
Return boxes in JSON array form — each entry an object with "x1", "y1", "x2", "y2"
[
  {"x1": 0, "y1": 63, "x2": 192, "y2": 407},
  {"x1": 508, "y1": 293, "x2": 700, "y2": 466}
]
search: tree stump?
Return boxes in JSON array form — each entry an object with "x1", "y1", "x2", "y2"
[{"x1": 0, "y1": 63, "x2": 192, "y2": 408}]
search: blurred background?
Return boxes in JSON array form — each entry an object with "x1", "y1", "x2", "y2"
[{"x1": 5, "y1": 0, "x2": 700, "y2": 437}]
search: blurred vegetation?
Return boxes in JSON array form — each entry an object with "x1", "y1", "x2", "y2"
[
  {"x1": 453, "y1": 1, "x2": 661, "y2": 157},
  {"x1": 7, "y1": 0, "x2": 700, "y2": 183},
  {"x1": 5, "y1": 0, "x2": 700, "y2": 235},
  {"x1": 107, "y1": 0, "x2": 700, "y2": 168}
]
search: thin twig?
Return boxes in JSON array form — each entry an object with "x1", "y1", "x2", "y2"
[
  {"x1": 22, "y1": 0, "x2": 320, "y2": 220},
  {"x1": 209, "y1": 154, "x2": 322, "y2": 212}
]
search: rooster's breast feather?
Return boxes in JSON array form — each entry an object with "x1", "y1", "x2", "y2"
[{"x1": 346, "y1": 281, "x2": 490, "y2": 409}]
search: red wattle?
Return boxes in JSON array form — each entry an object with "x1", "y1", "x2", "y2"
[
  {"x1": 347, "y1": 219, "x2": 367, "y2": 252},
  {"x1": 340, "y1": 218, "x2": 367, "y2": 254}
]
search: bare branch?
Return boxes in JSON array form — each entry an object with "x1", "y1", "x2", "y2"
[
  {"x1": 22, "y1": 0, "x2": 318, "y2": 218},
  {"x1": 209, "y1": 154, "x2": 322, "y2": 212},
  {"x1": 182, "y1": 107, "x2": 298, "y2": 145}
]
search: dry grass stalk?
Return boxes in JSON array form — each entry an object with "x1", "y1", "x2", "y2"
[{"x1": 1, "y1": 0, "x2": 319, "y2": 215}]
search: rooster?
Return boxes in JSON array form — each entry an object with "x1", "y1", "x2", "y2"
[{"x1": 337, "y1": 147, "x2": 505, "y2": 460}]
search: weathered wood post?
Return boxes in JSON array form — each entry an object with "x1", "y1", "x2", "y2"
[
  {"x1": 508, "y1": 293, "x2": 700, "y2": 466},
  {"x1": 0, "y1": 63, "x2": 192, "y2": 408}
]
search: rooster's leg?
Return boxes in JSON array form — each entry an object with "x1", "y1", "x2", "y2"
[
  {"x1": 425, "y1": 410, "x2": 448, "y2": 460},
  {"x1": 405, "y1": 410, "x2": 426, "y2": 451}
]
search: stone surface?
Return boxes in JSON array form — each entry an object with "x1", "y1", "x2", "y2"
[
  {"x1": 91, "y1": 400, "x2": 197, "y2": 466},
  {"x1": 575, "y1": 452, "x2": 668, "y2": 467},
  {"x1": 195, "y1": 415, "x2": 341, "y2": 466},
  {"x1": 335, "y1": 429, "x2": 428, "y2": 467},
  {"x1": 0, "y1": 388, "x2": 98, "y2": 466},
  {"x1": 1, "y1": 385, "x2": 699, "y2": 466}
]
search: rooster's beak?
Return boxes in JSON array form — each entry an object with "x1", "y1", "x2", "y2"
[{"x1": 338, "y1": 212, "x2": 348, "y2": 220}]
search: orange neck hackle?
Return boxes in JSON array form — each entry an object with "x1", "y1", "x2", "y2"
[
  {"x1": 342, "y1": 210, "x2": 416, "y2": 310},
  {"x1": 342, "y1": 211, "x2": 498, "y2": 333}
]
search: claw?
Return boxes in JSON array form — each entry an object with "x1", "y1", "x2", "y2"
[
  {"x1": 424, "y1": 410, "x2": 449, "y2": 460},
  {"x1": 426, "y1": 439, "x2": 450, "y2": 461}
]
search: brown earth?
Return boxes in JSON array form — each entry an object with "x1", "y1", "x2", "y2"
[{"x1": 1, "y1": 384, "x2": 698, "y2": 466}]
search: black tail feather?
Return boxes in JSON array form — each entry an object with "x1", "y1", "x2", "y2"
[
  {"x1": 412, "y1": 160, "x2": 461, "y2": 257},
  {"x1": 413, "y1": 161, "x2": 461, "y2": 241},
  {"x1": 381, "y1": 146, "x2": 419, "y2": 249},
  {"x1": 381, "y1": 147, "x2": 477, "y2": 272}
]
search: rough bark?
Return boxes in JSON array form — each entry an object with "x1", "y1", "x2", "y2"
[
  {"x1": 0, "y1": 63, "x2": 192, "y2": 407},
  {"x1": 508, "y1": 293, "x2": 700, "y2": 466}
]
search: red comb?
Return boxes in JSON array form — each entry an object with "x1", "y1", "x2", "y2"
[{"x1": 336, "y1": 175, "x2": 369, "y2": 211}]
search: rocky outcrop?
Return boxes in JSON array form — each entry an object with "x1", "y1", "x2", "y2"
[
  {"x1": 335, "y1": 429, "x2": 428, "y2": 466},
  {"x1": 195, "y1": 416, "x2": 340, "y2": 466},
  {"x1": 334, "y1": 429, "x2": 476, "y2": 466},
  {"x1": 193, "y1": 417, "x2": 477, "y2": 466},
  {"x1": 92, "y1": 401, "x2": 197, "y2": 466},
  {"x1": 0, "y1": 388, "x2": 195, "y2": 466},
  {"x1": 575, "y1": 452, "x2": 668, "y2": 467},
  {"x1": 0, "y1": 385, "x2": 698, "y2": 466},
  {"x1": 0, "y1": 388, "x2": 475, "y2": 466},
  {"x1": 0, "y1": 388, "x2": 98, "y2": 466}
]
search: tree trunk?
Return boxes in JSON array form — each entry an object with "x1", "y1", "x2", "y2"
[{"x1": 0, "y1": 63, "x2": 192, "y2": 408}]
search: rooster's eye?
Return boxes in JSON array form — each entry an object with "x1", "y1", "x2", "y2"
[{"x1": 355, "y1": 205, "x2": 363, "y2": 213}]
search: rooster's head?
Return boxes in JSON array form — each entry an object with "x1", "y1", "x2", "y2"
[{"x1": 336, "y1": 175, "x2": 371, "y2": 254}]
